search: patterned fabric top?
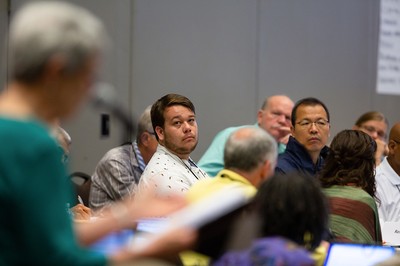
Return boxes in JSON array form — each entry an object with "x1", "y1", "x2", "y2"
[{"x1": 138, "y1": 144, "x2": 209, "y2": 196}]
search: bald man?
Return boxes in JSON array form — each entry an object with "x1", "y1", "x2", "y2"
[
  {"x1": 198, "y1": 95, "x2": 294, "y2": 177},
  {"x1": 375, "y1": 122, "x2": 400, "y2": 222}
]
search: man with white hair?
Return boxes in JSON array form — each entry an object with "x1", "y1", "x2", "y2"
[{"x1": 188, "y1": 126, "x2": 278, "y2": 201}]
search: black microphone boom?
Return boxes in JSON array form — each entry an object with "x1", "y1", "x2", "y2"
[{"x1": 91, "y1": 82, "x2": 136, "y2": 143}]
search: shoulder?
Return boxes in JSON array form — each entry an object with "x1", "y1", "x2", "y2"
[
  {"x1": 0, "y1": 118, "x2": 58, "y2": 156},
  {"x1": 325, "y1": 186, "x2": 376, "y2": 206},
  {"x1": 276, "y1": 152, "x2": 298, "y2": 169},
  {"x1": 99, "y1": 144, "x2": 133, "y2": 163},
  {"x1": 212, "y1": 125, "x2": 253, "y2": 142}
]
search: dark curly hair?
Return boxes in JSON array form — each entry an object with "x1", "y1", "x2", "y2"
[
  {"x1": 319, "y1": 130, "x2": 377, "y2": 200},
  {"x1": 254, "y1": 172, "x2": 329, "y2": 251}
]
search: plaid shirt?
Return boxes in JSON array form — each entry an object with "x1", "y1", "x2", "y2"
[{"x1": 89, "y1": 142, "x2": 144, "y2": 211}]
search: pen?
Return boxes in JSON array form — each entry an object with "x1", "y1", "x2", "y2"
[{"x1": 77, "y1": 195, "x2": 84, "y2": 206}]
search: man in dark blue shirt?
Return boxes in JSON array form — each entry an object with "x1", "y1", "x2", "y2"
[{"x1": 276, "y1": 97, "x2": 330, "y2": 177}]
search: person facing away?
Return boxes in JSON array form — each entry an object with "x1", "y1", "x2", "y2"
[
  {"x1": 353, "y1": 111, "x2": 389, "y2": 166},
  {"x1": 182, "y1": 126, "x2": 278, "y2": 265},
  {"x1": 198, "y1": 95, "x2": 294, "y2": 177},
  {"x1": 213, "y1": 172, "x2": 329, "y2": 266},
  {"x1": 275, "y1": 97, "x2": 330, "y2": 177},
  {"x1": 187, "y1": 126, "x2": 278, "y2": 202},
  {"x1": 90, "y1": 105, "x2": 158, "y2": 211},
  {"x1": 376, "y1": 122, "x2": 400, "y2": 222},
  {"x1": 138, "y1": 93, "x2": 209, "y2": 197},
  {"x1": 0, "y1": 2, "x2": 195, "y2": 265},
  {"x1": 319, "y1": 130, "x2": 382, "y2": 244}
]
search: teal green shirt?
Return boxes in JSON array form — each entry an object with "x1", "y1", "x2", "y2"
[
  {"x1": 0, "y1": 118, "x2": 106, "y2": 266},
  {"x1": 198, "y1": 124, "x2": 285, "y2": 177}
]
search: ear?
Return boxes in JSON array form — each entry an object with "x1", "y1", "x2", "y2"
[
  {"x1": 140, "y1": 132, "x2": 150, "y2": 146},
  {"x1": 388, "y1": 140, "x2": 396, "y2": 156},
  {"x1": 263, "y1": 160, "x2": 274, "y2": 180},
  {"x1": 290, "y1": 125, "x2": 295, "y2": 136},
  {"x1": 257, "y1": 109, "x2": 263, "y2": 125},
  {"x1": 155, "y1": 126, "x2": 164, "y2": 141},
  {"x1": 42, "y1": 55, "x2": 67, "y2": 83},
  {"x1": 258, "y1": 160, "x2": 273, "y2": 186}
]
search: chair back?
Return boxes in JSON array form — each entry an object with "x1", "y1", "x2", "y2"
[{"x1": 70, "y1": 171, "x2": 92, "y2": 206}]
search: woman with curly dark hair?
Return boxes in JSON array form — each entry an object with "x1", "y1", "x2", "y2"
[{"x1": 319, "y1": 129, "x2": 382, "y2": 244}]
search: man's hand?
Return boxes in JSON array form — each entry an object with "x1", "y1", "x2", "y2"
[
  {"x1": 277, "y1": 126, "x2": 291, "y2": 145},
  {"x1": 71, "y1": 203, "x2": 91, "y2": 221},
  {"x1": 375, "y1": 138, "x2": 388, "y2": 166}
]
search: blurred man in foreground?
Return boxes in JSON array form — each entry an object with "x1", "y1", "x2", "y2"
[{"x1": 0, "y1": 2, "x2": 194, "y2": 265}]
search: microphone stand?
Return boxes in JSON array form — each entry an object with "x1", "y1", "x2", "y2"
[{"x1": 90, "y1": 82, "x2": 136, "y2": 144}]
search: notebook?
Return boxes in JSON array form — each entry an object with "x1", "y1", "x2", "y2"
[
  {"x1": 323, "y1": 243, "x2": 395, "y2": 266},
  {"x1": 131, "y1": 184, "x2": 253, "y2": 257},
  {"x1": 381, "y1": 222, "x2": 400, "y2": 246}
]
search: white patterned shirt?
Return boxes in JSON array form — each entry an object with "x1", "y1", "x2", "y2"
[
  {"x1": 138, "y1": 144, "x2": 209, "y2": 197},
  {"x1": 376, "y1": 157, "x2": 400, "y2": 222}
]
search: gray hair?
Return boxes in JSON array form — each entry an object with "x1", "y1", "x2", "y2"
[
  {"x1": 51, "y1": 126, "x2": 72, "y2": 154},
  {"x1": 224, "y1": 127, "x2": 278, "y2": 172},
  {"x1": 9, "y1": 1, "x2": 108, "y2": 82},
  {"x1": 136, "y1": 105, "x2": 154, "y2": 143}
]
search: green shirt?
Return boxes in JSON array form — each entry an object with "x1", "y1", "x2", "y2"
[
  {"x1": 323, "y1": 185, "x2": 382, "y2": 244},
  {"x1": 0, "y1": 118, "x2": 106, "y2": 266}
]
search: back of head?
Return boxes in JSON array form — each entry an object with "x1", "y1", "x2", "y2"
[
  {"x1": 319, "y1": 129, "x2": 377, "y2": 198},
  {"x1": 9, "y1": 1, "x2": 107, "y2": 82},
  {"x1": 389, "y1": 122, "x2": 400, "y2": 142},
  {"x1": 150, "y1": 93, "x2": 195, "y2": 139},
  {"x1": 136, "y1": 105, "x2": 153, "y2": 143},
  {"x1": 291, "y1": 97, "x2": 330, "y2": 126},
  {"x1": 224, "y1": 127, "x2": 277, "y2": 172},
  {"x1": 254, "y1": 172, "x2": 328, "y2": 250}
]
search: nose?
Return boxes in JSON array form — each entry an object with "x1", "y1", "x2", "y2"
[
  {"x1": 370, "y1": 131, "x2": 379, "y2": 140},
  {"x1": 309, "y1": 122, "x2": 318, "y2": 133},
  {"x1": 277, "y1": 114, "x2": 286, "y2": 124},
  {"x1": 182, "y1": 121, "x2": 192, "y2": 132}
]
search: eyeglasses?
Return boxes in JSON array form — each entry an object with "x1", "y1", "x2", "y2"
[
  {"x1": 360, "y1": 125, "x2": 386, "y2": 140},
  {"x1": 296, "y1": 119, "x2": 329, "y2": 129}
]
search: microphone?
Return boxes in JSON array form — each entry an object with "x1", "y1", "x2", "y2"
[{"x1": 90, "y1": 82, "x2": 136, "y2": 143}]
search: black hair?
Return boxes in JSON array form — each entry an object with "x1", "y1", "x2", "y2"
[{"x1": 254, "y1": 172, "x2": 329, "y2": 250}]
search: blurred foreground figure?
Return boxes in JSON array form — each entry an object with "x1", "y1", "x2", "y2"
[
  {"x1": 0, "y1": 2, "x2": 194, "y2": 265},
  {"x1": 214, "y1": 172, "x2": 329, "y2": 266}
]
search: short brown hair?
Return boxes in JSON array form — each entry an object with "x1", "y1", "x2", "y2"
[{"x1": 151, "y1": 94, "x2": 195, "y2": 140}]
